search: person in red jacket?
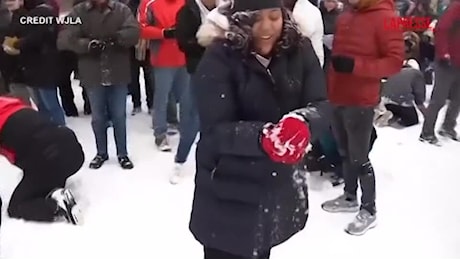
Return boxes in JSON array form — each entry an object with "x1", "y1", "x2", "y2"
[
  {"x1": 420, "y1": 0, "x2": 460, "y2": 145},
  {"x1": 0, "y1": 96, "x2": 84, "y2": 227},
  {"x1": 322, "y1": 0, "x2": 404, "y2": 236},
  {"x1": 138, "y1": 0, "x2": 189, "y2": 151}
]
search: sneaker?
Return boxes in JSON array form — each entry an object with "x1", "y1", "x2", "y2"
[
  {"x1": 169, "y1": 163, "x2": 185, "y2": 184},
  {"x1": 321, "y1": 194, "x2": 360, "y2": 213},
  {"x1": 89, "y1": 154, "x2": 108, "y2": 169},
  {"x1": 131, "y1": 107, "x2": 142, "y2": 116},
  {"x1": 419, "y1": 134, "x2": 441, "y2": 146},
  {"x1": 438, "y1": 128, "x2": 459, "y2": 141},
  {"x1": 345, "y1": 209, "x2": 377, "y2": 236},
  {"x1": 48, "y1": 188, "x2": 82, "y2": 225},
  {"x1": 118, "y1": 156, "x2": 134, "y2": 169},
  {"x1": 155, "y1": 135, "x2": 171, "y2": 152},
  {"x1": 375, "y1": 111, "x2": 393, "y2": 127}
]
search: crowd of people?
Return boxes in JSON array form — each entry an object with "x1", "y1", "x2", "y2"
[{"x1": 0, "y1": 0, "x2": 459, "y2": 258}]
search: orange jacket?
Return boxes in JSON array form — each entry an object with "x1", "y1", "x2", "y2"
[
  {"x1": 138, "y1": 0, "x2": 186, "y2": 67},
  {"x1": 0, "y1": 97, "x2": 28, "y2": 164},
  {"x1": 327, "y1": 0, "x2": 404, "y2": 106}
]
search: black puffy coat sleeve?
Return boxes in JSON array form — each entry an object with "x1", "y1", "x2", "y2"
[
  {"x1": 176, "y1": 6, "x2": 203, "y2": 55},
  {"x1": 294, "y1": 40, "x2": 331, "y2": 141},
  {"x1": 192, "y1": 43, "x2": 268, "y2": 157}
]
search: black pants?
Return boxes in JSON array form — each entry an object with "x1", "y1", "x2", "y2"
[
  {"x1": 0, "y1": 109, "x2": 85, "y2": 223},
  {"x1": 204, "y1": 247, "x2": 270, "y2": 259},
  {"x1": 128, "y1": 48, "x2": 153, "y2": 109},
  {"x1": 331, "y1": 106, "x2": 376, "y2": 214},
  {"x1": 385, "y1": 104, "x2": 419, "y2": 127},
  {"x1": 57, "y1": 50, "x2": 90, "y2": 115}
]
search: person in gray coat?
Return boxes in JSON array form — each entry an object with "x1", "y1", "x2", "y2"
[
  {"x1": 375, "y1": 59, "x2": 427, "y2": 128},
  {"x1": 57, "y1": 0, "x2": 139, "y2": 170}
]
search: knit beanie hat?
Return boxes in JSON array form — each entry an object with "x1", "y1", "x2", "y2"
[{"x1": 232, "y1": 0, "x2": 283, "y2": 12}]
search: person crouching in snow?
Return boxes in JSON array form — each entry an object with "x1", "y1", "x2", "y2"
[
  {"x1": 0, "y1": 96, "x2": 84, "y2": 226},
  {"x1": 374, "y1": 58, "x2": 427, "y2": 128},
  {"x1": 189, "y1": 0, "x2": 329, "y2": 258}
]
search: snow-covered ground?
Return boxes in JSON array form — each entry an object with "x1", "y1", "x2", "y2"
[{"x1": 0, "y1": 79, "x2": 459, "y2": 258}]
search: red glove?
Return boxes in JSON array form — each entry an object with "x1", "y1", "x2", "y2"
[{"x1": 261, "y1": 114, "x2": 311, "y2": 164}]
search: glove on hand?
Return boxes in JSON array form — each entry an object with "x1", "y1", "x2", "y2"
[
  {"x1": 332, "y1": 55, "x2": 355, "y2": 73},
  {"x1": 261, "y1": 113, "x2": 311, "y2": 164},
  {"x1": 163, "y1": 28, "x2": 176, "y2": 39},
  {"x1": 88, "y1": 39, "x2": 105, "y2": 56}
]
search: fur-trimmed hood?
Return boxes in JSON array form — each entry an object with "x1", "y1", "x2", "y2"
[{"x1": 196, "y1": 0, "x2": 324, "y2": 65}]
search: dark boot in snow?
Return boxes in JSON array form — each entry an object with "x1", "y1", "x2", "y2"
[
  {"x1": 118, "y1": 156, "x2": 134, "y2": 169},
  {"x1": 419, "y1": 134, "x2": 441, "y2": 146},
  {"x1": 89, "y1": 154, "x2": 108, "y2": 169},
  {"x1": 438, "y1": 128, "x2": 459, "y2": 141}
]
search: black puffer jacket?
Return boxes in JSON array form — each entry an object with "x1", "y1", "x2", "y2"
[
  {"x1": 190, "y1": 36, "x2": 329, "y2": 257},
  {"x1": 176, "y1": 0, "x2": 206, "y2": 74}
]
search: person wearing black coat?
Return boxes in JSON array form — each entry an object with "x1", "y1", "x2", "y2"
[
  {"x1": 2, "y1": 0, "x2": 66, "y2": 126},
  {"x1": 320, "y1": 0, "x2": 340, "y2": 71},
  {"x1": 2, "y1": 6, "x2": 31, "y2": 104},
  {"x1": 172, "y1": 0, "x2": 215, "y2": 184},
  {"x1": 189, "y1": 0, "x2": 329, "y2": 258}
]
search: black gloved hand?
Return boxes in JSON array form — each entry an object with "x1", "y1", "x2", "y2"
[
  {"x1": 331, "y1": 55, "x2": 355, "y2": 73},
  {"x1": 163, "y1": 28, "x2": 176, "y2": 39},
  {"x1": 88, "y1": 39, "x2": 105, "y2": 56}
]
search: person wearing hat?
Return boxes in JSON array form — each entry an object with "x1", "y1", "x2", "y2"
[{"x1": 189, "y1": 0, "x2": 329, "y2": 258}]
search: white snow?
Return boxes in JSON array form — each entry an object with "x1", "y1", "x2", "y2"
[{"x1": 0, "y1": 79, "x2": 459, "y2": 258}]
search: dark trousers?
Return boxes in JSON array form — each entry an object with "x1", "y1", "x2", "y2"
[
  {"x1": 204, "y1": 247, "x2": 270, "y2": 259},
  {"x1": 422, "y1": 63, "x2": 460, "y2": 135},
  {"x1": 385, "y1": 104, "x2": 419, "y2": 127},
  {"x1": 0, "y1": 109, "x2": 84, "y2": 222},
  {"x1": 57, "y1": 50, "x2": 90, "y2": 115},
  {"x1": 331, "y1": 106, "x2": 376, "y2": 214},
  {"x1": 128, "y1": 48, "x2": 153, "y2": 109}
]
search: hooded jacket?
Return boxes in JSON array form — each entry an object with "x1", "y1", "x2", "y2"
[
  {"x1": 189, "y1": 7, "x2": 329, "y2": 257},
  {"x1": 0, "y1": 96, "x2": 28, "y2": 164},
  {"x1": 196, "y1": 0, "x2": 325, "y2": 66},
  {"x1": 327, "y1": 0, "x2": 404, "y2": 106}
]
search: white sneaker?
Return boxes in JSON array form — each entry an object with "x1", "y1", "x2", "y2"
[
  {"x1": 48, "y1": 188, "x2": 83, "y2": 225},
  {"x1": 169, "y1": 163, "x2": 185, "y2": 184}
]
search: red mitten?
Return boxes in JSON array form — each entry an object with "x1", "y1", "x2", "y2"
[{"x1": 261, "y1": 114, "x2": 311, "y2": 164}]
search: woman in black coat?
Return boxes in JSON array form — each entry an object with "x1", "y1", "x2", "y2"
[{"x1": 189, "y1": 0, "x2": 329, "y2": 258}]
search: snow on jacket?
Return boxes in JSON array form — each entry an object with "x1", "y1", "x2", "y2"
[
  {"x1": 381, "y1": 59, "x2": 426, "y2": 107},
  {"x1": 292, "y1": 0, "x2": 324, "y2": 66},
  {"x1": 196, "y1": 0, "x2": 324, "y2": 65},
  {"x1": 138, "y1": 0, "x2": 186, "y2": 67},
  {"x1": 327, "y1": 0, "x2": 404, "y2": 107},
  {"x1": 0, "y1": 96, "x2": 28, "y2": 164},
  {"x1": 189, "y1": 8, "x2": 330, "y2": 257},
  {"x1": 434, "y1": 0, "x2": 460, "y2": 68}
]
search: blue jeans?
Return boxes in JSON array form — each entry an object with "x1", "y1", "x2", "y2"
[
  {"x1": 152, "y1": 67, "x2": 189, "y2": 137},
  {"x1": 86, "y1": 85, "x2": 128, "y2": 157},
  {"x1": 29, "y1": 87, "x2": 66, "y2": 126},
  {"x1": 175, "y1": 76, "x2": 200, "y2": 163}
]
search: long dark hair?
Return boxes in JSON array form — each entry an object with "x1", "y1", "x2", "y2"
[{"x1": 221, "y1": 6, "x2": 304, "y2": 57}]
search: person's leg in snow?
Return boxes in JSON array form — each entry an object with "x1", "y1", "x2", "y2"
[
  {"x1": 171, "y1": 73, "x2": 199, "y2": 184},
  {"x1": 322, "y1": 106, "x2": 377, "y2": 235},
  {"x1": 0, "y1": 108, "x2": 84, "y2": 224},
  {"x1": 421, "y1": 63, "x2": 460, "y2": 143},
  {"x1": 86, "y1": 87, "x2": 110, "y2": 168},
  {"x1": 385, "y1": 104, "x2": 419, "y2": 127}
]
